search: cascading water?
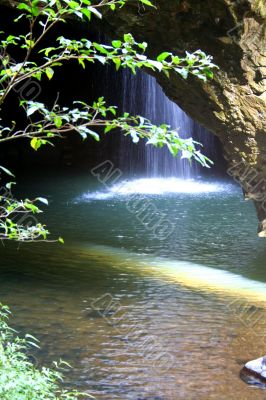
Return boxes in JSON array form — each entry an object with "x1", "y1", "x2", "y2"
[{"x1": 118, "y1": 70, "x2": 219, "y2": 178}]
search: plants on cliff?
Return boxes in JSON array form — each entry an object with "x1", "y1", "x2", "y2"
[
  {"x1": 0, "y1": 0, "x2": 217, "y2": 241},
  {"x1": 0, "y1": 304, "x2": 92, "y2": 399}
]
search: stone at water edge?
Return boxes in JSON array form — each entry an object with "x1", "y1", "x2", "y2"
[{"x1": 242, "y1": 356, "x2": 266, "y2": 382}]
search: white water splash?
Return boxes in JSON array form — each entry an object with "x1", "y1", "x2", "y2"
[
  {"x1": 109, "y1": 178, "x2": 228, "y2": 195},
  {"x1": 79, "y1": 178, "x2": 236, "y2": 201}
]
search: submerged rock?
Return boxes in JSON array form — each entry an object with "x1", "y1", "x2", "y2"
[{"x1": 241, "y1": 356, "x2": 266, "y2": 384}]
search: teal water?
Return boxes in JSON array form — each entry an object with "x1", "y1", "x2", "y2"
[{"x1": 0, "y1": 170, "x2": 266, "y2": 400}]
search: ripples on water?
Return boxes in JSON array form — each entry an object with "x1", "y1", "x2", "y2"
[{"x1": 1, "y1": 174, "x2": 266, "y2": 399}]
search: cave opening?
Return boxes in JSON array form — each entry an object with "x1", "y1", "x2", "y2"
[{"x1": 0, "y1": 4, "x2": 227, "y2": 181}]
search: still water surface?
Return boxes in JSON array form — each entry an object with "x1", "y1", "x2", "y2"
[{"x1": 1, "y1": 171, "x2": 266, "y2": 400}]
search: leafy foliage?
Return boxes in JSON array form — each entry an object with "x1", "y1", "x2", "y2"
[
  {"x1": 0, "y1": 185, "x2": 51, "y2": 241},
  {"x1": 0, "y1": 304, "x2": 92, "y2": 399},
  {"x1": 20, "y1": 97, "x2": 209, "y2": 165},
  {"x1": 0, "y1": 0, "x2": 217, "y2": 241}
]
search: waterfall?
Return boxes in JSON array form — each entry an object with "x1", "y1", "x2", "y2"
[{"x1": 118, "y1": 70, "x2": 218, "y2": 179}]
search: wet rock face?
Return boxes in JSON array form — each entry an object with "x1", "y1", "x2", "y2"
[
  {"x1": 99, "y1": 0, "x2": 266, "y2": 234},
  {"x1": 241, "y1": 356, "x2": 266, "y2": 384},
  {"x1": 1, "y1": 0, "x2": 266, "y2": 233}
]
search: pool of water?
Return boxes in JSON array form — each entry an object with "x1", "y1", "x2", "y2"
[{"x1": 1, "y1": 170, "x2": 266, "y2": 400}]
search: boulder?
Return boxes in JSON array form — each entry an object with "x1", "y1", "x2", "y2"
[{"x1": 242, "y1": 356, "x2": 266, "y2": 383}]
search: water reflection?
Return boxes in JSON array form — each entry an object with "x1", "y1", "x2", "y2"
[{"x1": 1, "y1": 172, "x2": 266, "y2": 399}]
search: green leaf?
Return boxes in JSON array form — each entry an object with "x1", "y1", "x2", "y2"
[
  {"x1": 30, "y1": 137, "x2": 42, "y2": 151},
  {"x1": 167, "y1": 143, "x2": 179, "y2": 156},
  {"x1": 6, "y1": 182, "x2": 16, "y2": 190},
  {"x1": 81, "y1": 8, "x2": 91, "y2": 20},
  {"x1": 112, "y1": 40, "x2": 122, "y2": 48},
  {"x1": 17, "y1": 3, "x2": 31, "y2": 13},
  {"x1": 78, "y1": 57, "x2": 86, "y2": 69},
  {"x1": 104, "y1": 125, "x2": 116, "y2": 134},
  {"x1": 203, "y1": 68, "x2": 214, "y2": 79},
  {"x1": 54, "y1": 116, "x2": 62, "y2": 129},
  {"x1": 147, "y1": 60, "x2": 163, "y2": 71},
  {"x1": 88, "y1": 6, "x2": 102, "y2": 19},
  {"x1": 157, "y1": 52, "x2": 171, "y2": 62},
  {"x1": 0, "y1": 166, "x2": 15, "y2": 177},
  {"x1": 87, "y1": 129, "x2": 100, "y2": 141},
  {"x1": 93, "y1": 43, "x2": 109, "y2": 55},
  {"x1": 163, "y1": 69, "x2": 170, "y2": 78},
  {"x1": 27, "y1": 103, "x2": 44, "y2": 116},
  {"x1": 130, "y1": 130, "x2": 139, "y2": 143},
  {"x1": 24, "y1": 202, "x2": 40, "y2": 213},
  {"x1": 68, "y1": 0, "x2": 79, "y2": 9},
  {"x1": 123, "y1": 33, "x2": 134, "y2": 44},
  {"x1": 31, "y1": 0, "x2": 40, "y2": 17},
  {"x1": 37, "y1": 197, "x2": 49, "y2": 205},
  {"x1": 45, "y1": 67, "x2": 54, "y2": 80},
  {"x1": 139, "y1": 0, "x2": 155, "y2": 7},
  {"x1": 94, "y1": 55, "x2": 106, "y2": 64},
  {"x1": 113, "y1": 58, "x2": 121, "y2": 71}
]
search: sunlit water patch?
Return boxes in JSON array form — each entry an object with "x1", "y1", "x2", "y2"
[{"x1": 82, "y1": 243, "x2": 266, "y2": 305}]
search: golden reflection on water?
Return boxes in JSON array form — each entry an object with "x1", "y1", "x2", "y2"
[{"x1": 1, "y1": 244, "x2": 266, "y2": 400}]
